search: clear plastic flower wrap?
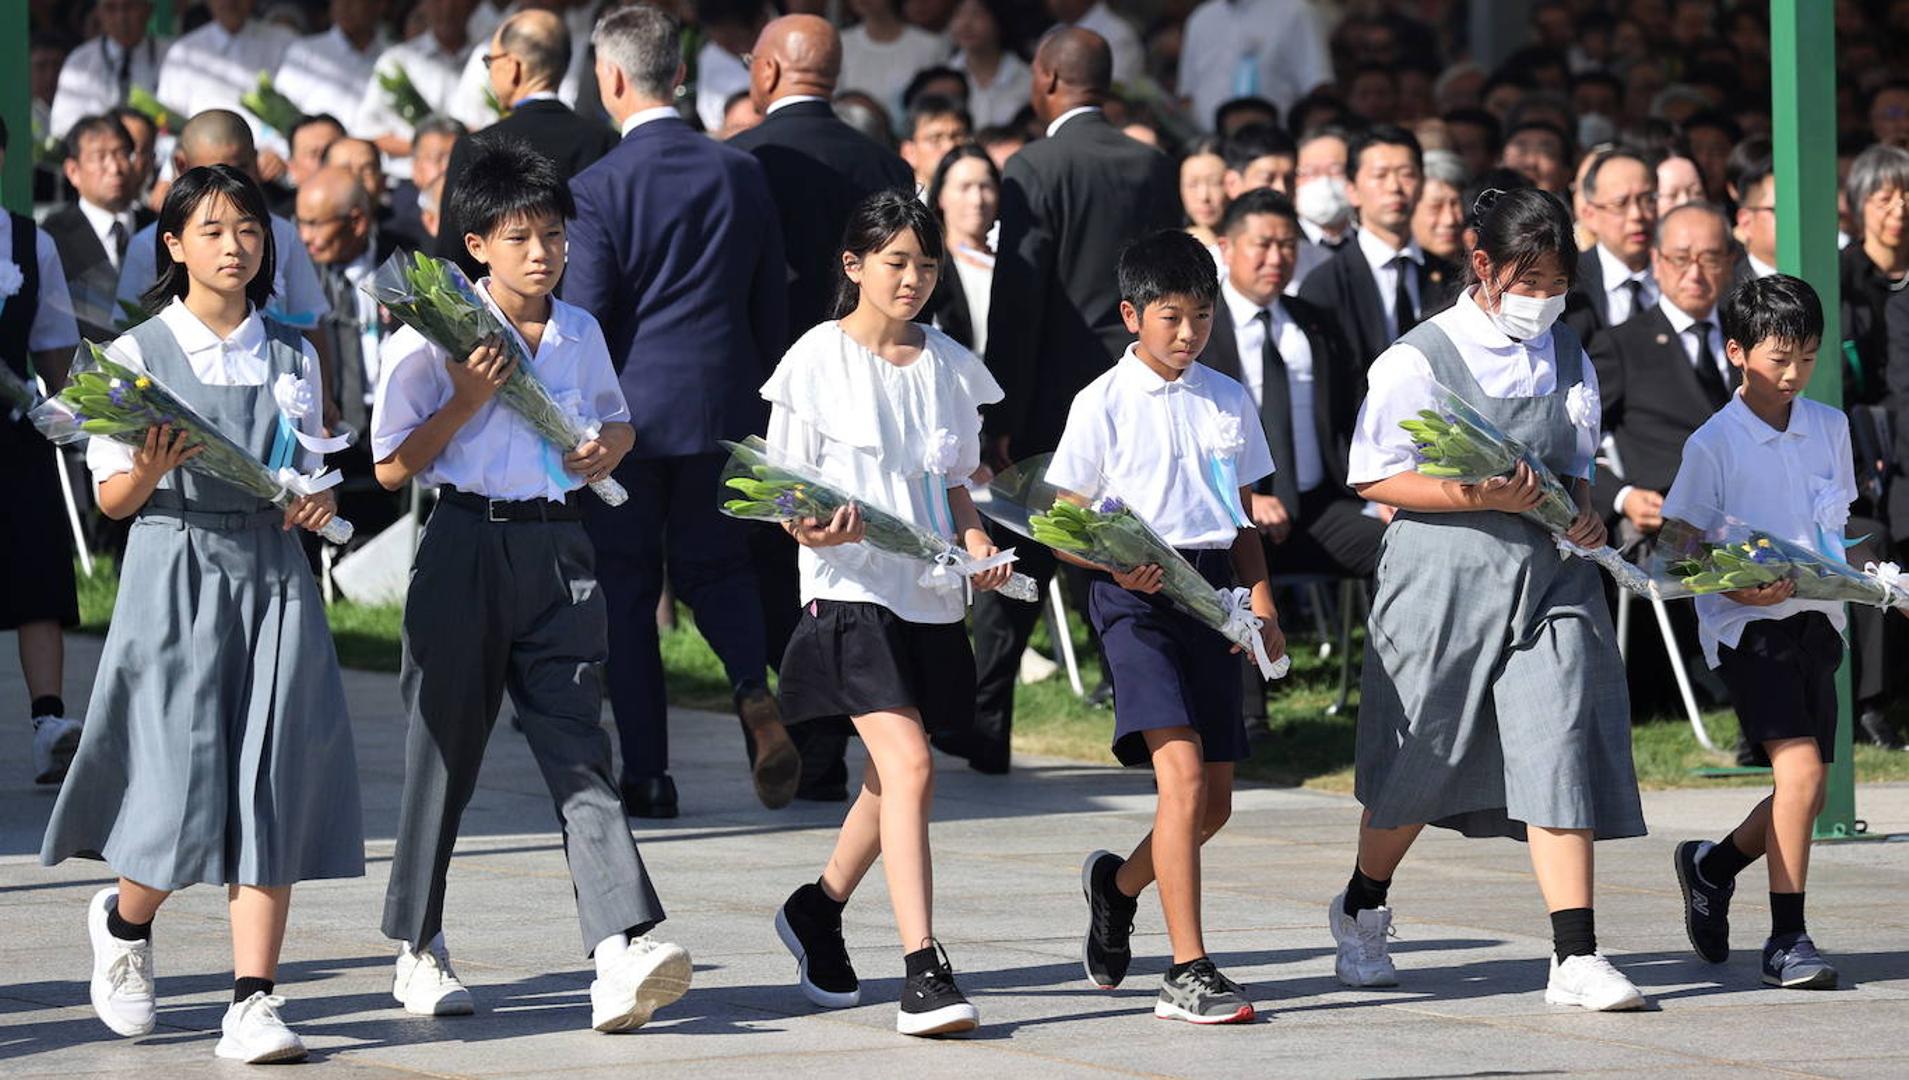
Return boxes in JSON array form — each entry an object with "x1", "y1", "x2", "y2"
[
  {"x1": 364, "y1": 250, "x2": 629, "y2": 506},
  {"x1": 1400, "y1": 379, "x2": 1652, "y2": 596},
  {"x1": 718, "y1": 436, "x2": 1038, "y2": 604},
  {"x1": 978, "y1": 454, "x2": 1290, "y2": 681},
  {"x1": 1639, "y1": 517, "x2": 1909, "y2": 608},
  {"x1": 31, "y1": 342, "x2": 354, "y2": 544}
]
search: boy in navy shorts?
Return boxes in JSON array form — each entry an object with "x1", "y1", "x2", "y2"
[
  {"x1": 1051, "y1": 229, "x2": 1286, "y2": 1024},
  {"x1": 1661, "y1": 274, "x2": 1851, "y2": 990}
]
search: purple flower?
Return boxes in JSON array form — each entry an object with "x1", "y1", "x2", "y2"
[
  {"x1": 1749, "y1": 546, "x2": 1780, "y2": 565},
  {"x1": 1094, "y1": 496, "x2": 1126, "y2": 515},
  {"x1": 774, "y1": 490, "x2": 799, "y2": 514},
  {"x1": 108, "y1": 384, "x2": 126, "y2": 407},
  {"x1": 72, "y1": 411, "x2": 88, "y2": 424}
]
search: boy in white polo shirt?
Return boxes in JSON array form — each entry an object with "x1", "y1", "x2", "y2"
[
  {"x1": 1053, "y1": 229, "x2": 1286, "y2": 1025},
  {"x1": 1660, "y1": 274, "x2": 1853, "y2": 991}
]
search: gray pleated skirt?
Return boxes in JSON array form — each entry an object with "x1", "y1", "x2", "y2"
[
  {"x1": 41, "y1": 511, "x2": 365, "y2": 889},
  {"x1": 1355, "y1": 510, "x2": 1644, "y2": 841}
]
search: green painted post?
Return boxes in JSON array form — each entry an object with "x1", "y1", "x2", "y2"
[
  {"x1": 1770, "y1": 0, "x2": 1860, "y2": 839},
  {"x1": 1, "y1": 0, "x2": 30, "y2": 216}
]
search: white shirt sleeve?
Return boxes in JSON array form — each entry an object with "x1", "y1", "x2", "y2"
[
  {"x1": 1045, "y1": 391, "x2": 1111, "y2": 499},
  {"x1": 765, "y1": 400, "x2": 824, "y2": 470},
  {"x1": 1346, "y1": 341, "x2": 1436, "y2": 485},
  {"x1": 30, "y1": 233, "x2": 82, "y2": 352},
  {"x1": 1659, "y1": 435, "x2": 1723, "y2": 533},
  {"x1": 369, "y1": 328, "x2": 450, "y2": 462}
]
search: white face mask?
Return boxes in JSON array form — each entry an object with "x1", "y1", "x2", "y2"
[
  {"x1": 1294, "y1": 174, "x2": 1352, "y2": 229},
  {"x1": 1487, "y1": 288, "x2": 1567, "y2": 340}
]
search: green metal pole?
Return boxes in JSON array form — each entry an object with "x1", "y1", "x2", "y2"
[
  {"x1": 1770, "y1": 0, "x2": 1859, "y2": 839},
  {"x1": 1, "y1": 0, "x2": 30, "y2": 216}
]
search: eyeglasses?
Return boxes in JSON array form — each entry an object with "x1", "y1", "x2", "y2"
[
  {"x1": 1657, "y1": 250, "x2": 1732, "y2": 273},
  {"x1": 740, "y1": 52, "x2": 755, "y2": 66},
  {"x1": 480, "y1": 51, "x2": 512, "y2": 69},
  {"x1": 1740, "y1": 204, "x2": 1776, "y2": 216},
  {"x1": 1587, "y1": 192, "x2": 1657, "y2": 214}
]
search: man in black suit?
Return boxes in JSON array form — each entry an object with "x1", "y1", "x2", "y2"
[
  {"x1": 727, "y1": 13, "x2": 914, "y2": 799},
  {"x1": 436, "y1": 8, "x2": 617, "y2": 273},
  {"x1": 1562, "y1": 148, "x2": 1659, "y2": 360},
  {"x1": 41, "y1": 114, "x2": 148, "y2": 342},
  {"x1": 1298, "y1": 124, "x2": 1459, "y2": 371},
  {"x1": 959, "y1": 27, "x2": 1181, "y2": 775}
]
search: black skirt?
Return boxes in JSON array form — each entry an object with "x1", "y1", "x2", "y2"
[
  {"x1": 0, "y1": 429, "x2": 79, "y2": 630},
  {"x1": 777, "y1": 599, "x2": 976, "y2": 735},
  {"x1": 1718, "y1": 611, "x2": 1843, "y2": 761}
]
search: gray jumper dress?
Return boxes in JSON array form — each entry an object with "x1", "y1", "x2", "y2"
[
  {"x1": 41, "y1": 316, "x2": 365, "y2": 890},
  {"x1": 1355, "y1": 320, "x2": 1644, "y2": 842}
]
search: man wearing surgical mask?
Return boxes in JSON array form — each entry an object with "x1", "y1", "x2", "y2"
[{"x1": 1294, "y1": 129, "x2": 1355, "y2": 251}]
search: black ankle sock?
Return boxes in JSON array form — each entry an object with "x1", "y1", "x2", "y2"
[
  {"x1": 1551, "y1": 907, "x2": 1597, "y2": 960},
  {"x1": 30, "y1": 695, "x2": 65, "y2": 720},
  {"x1": 1343, "y1": 867, "x2": 1391, "y2": 917},
  {"x1": 1698, "y1": 836, "x2": 1757, "y2": 885},
  {"x1": 234, "y1": 976, "x2": 274, "y2": 1003},
  {"x1": 811, "y1": 878, "x2": 847, "y2": 913},
  {"x1": 1770, "y1": 891, "x2": 1806, "y2": 937},
  {"x1": 105, "y1": 902, "x2": 152, "y2": 942},
  {"x1": 903, "y1": 946, "x2": 939, "y2": 978},
  {"x1": 1166, "y1": 956, "x2": 1207, "y2": 979}
]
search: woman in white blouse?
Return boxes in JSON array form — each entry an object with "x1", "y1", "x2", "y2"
[
  {"x1": 948, "y1": 0, "x2": 1032, "y2": 129},
  {"x1": 924, "y1": 145, "x2": 1000, "y2": 355}
]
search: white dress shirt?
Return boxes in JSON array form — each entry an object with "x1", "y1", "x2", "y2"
[
  {"x1": 355, "y1": 32, "x2": 471, "y2": 143},
  {"x1": 696, "y1": 41, "x2": 751, "y2": 133},
  {"x1": 1351, "y1": 288, "x2": 1601, "y2": 485},
  {"x1": 0, "y1": 215, "x2": 81, "y2": 354},
  {"x1": 1179, "y1": 0, "x2": 1331, "y2": 131},
  {"x1": 1357, "y1": 228, "x2": 1425, "y2": 340},
  {"x1": 1596, "y1": 242, "x2": 1657, "y2": 326},
  {"x1": 1046, "y1": 105, "x2": 1100, "y2": 139},
  {"x1": 50, "y1": 35, "x2": 168, "y2": 139},
  {"x1": 1660, "y1": 396, "x2": 1857, "y2": 668},
  {"x1": 1049, "y1": 345, "x2": 1275, "y2": 549},
  {"x1": 335, "y1": 243, "x2": 385, "y2": 405},
  {"x1": 1070, "y1": 3, "x2": 1146, "y2": 88},
  {"x1": 87, "y1": 299, "x2": 325, "y2": 486},
  {"x1": 274, "y1": 26, "x2": 387, "y2": 127},
  {"x1": 117, "y1": 214, "x2": 330, "y2": 330},
  {"x1": 950, "y1": 50, "x2": 1031, "y2": 129},
  {"x1": 1747, "y1": 251, "x2": 1778, "y2": 279},
  {"x1": 1658, "y1": 296, "x2": 1731, "y2": 386},
  {"x1": 76, "y1": 199, "x2": 140, "y2": 273},
  {"x1": 372, "y1": 283, "x2": 629, "y2": 502},
  {"x1": 1222, "y1": 278, "x2": 1323, "y2": 493},
  {"x1": 838, "y1": 23, "x2": 949, "y2": 120},
  {"x1": 156, "y1": 19, "x2": 297, "y2": 148}
]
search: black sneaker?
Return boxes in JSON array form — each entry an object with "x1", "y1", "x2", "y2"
[
  {"x1": 1762, "y1": 931, "x2": 1839, "y2": 989},
  {"x1": 1154, "y1": 958, "x2": 1254, "y2": 1024},
  {"x1": 775, "y1": 884, "x2": 860, "y2": 1008},
  {"x1": 1081, "y1": 850, "x2": 1137, "y2": 988},
  {"x1": 1673, "y1": 840, "x2": 1734, "y2": 964},
  {"x1": 897, "y1": 942, "x2": 978, "y2": 1037}
]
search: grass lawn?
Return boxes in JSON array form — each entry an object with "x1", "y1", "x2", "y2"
[{"x1": 74, "y1": 560, "x2": 1909, "y2": 790}]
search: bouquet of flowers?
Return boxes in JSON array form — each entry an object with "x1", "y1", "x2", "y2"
[
  {"x1": 126, "y1": 86, "x2": 184, "y2": 132},
  {"x1": 1641, "y1": 517, "x2": 1909, "y2": 609},
  {"x1": 719, "y1": 436, "x2": 1038, "y2": 603},
  {"x1": 364, "y1": 251, "x2": 629, "y2": 505},
  {"x1": 1, "y1": 363, "x2": 39, "y2": 423},
  {"x1": 376, "y1": 67, "x2": 433, "y2": 129},
  {"x1": 981, "y1": 455, "x2": 1289, "y2": 680},
  {"x1": 31, "y1": 343, "x2": 354, "y2": 544},
  {"x1": 1400, "y1": 381, "x2": 1652, "y2": 595},
  {"x1": 240, "y1": 72, "x2": 305, "y2": 138}
]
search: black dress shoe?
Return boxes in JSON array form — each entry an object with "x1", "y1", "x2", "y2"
[
  {"x1": 1085, "y1": 682, "x2": 1114, "y2": 710},
  {"x1": 1859, "y1": 709, "x2": 1905, "y2": 750},
  {"x1": 622, "y1": 775, "x2": 679, "y2": 819},
  {"x1": 795, "y1": 781, "x2": 849, "y2": 802}
]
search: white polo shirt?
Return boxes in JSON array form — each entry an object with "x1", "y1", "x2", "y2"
[
  {"x1": 1048, "y1": 344, "x2": 1274, "y2": 550},
  {"x1": 50, "y1": 35, "x2": 168, "y2": 139},
  {"x1": 274, "y1": 26, "x2": 388, "y2": 127},
  {"x1": 1660, "y1": 395, "x2": 1858, "y2": 668}
]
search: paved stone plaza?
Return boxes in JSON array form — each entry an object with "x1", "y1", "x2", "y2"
[{"x1": 4, "y1": 633, "x2": 1908, "y2": 1078}]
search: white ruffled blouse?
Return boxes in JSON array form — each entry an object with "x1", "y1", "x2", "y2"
[{"x1": 762, "y1": 321, "x2": 1003, "y2": 625}]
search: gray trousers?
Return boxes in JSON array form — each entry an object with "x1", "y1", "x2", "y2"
[{"x1": 381, "y1": 503, "x2": 663, "y2": 955}]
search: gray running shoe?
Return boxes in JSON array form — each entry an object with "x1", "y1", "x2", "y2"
[
  {"x1": 1153, "y1": 958, "x2": 1254, "y2": 1024},
  {"x1": 1762, "y1": 932, "x2": 1838, "y2": 990}
]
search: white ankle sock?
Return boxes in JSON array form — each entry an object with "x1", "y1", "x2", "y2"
[{"x1": 594, "y1": 933, "x2": 628, "y2": 978}]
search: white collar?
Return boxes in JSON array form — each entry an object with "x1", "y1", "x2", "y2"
[
  {"x1": 1596, "y1": 241, "x2": 1650, "y2": 292},
  {"x1": 1748, "y1": 251, "x2": 1778, "y2": 278},
  {"x1": 765, "y1": 94, "x2": 828, "y2": 115},
  {"x1": 159, "y1": 297, "x2": 266, "y2": 355},
  {"x1": 1721, "y1": 392, "x2": 1806, "y2": 445},
  {"x1": 1221, "y1": 276, "x2": 1283, "y2": 329},
  {"x1": 476, "y1": 277, "x2": 570, "y2": 354},
  {"x1": 1045, "y1": 105, "x2": 1099, "y2": 139},
  {"x1": 619, "y1": 105, "x2": 680, "y2": 136},
  {"x1": 1356, "y1": 228, "x2": 1421, "y2": 274},
  {"x1": 1112, "y1": 342, "x2": 1205, "y2": 395},
  {"x1": 1657, "y1": 294, "x2": 1717, "y2": 334},
  {"x1": 77, "y1": 198, "x2": 134, "y2": 238}
]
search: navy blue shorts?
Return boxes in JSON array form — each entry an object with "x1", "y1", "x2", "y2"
[
  {"x1": 1718, "y1": 611, "x2": 1843, "y2": 762},
  {"x1": 1088, "y1": 548, "x2": 1247, "y2": 767}
]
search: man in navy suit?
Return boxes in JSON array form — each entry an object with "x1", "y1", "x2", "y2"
[{"x1": 565, "y1": 4, "x2": 797, "y2": 819}]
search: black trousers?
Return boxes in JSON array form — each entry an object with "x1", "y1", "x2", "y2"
[
  {"x1": 752, "y1": 524, "x2": 855, "y2": 789},
  {"x1": 968, "y1": 528, "x2": 1101, "y2": 767},
  {"x1": 1242, "y1": 487, "x2": 1387, "y2": 716}
]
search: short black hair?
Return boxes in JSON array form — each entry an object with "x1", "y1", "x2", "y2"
[
  {"x1": 1219, "y1": 186, "x2": 1298, "y2": 235},
  {"x1": 288, "y1": 112, "x2": 345, "y2": 147},
  {"x1": 1222, "y1": 123, "x2": 1295, "y2": 174},
  {"x1": 1464, "y1": 185, "x2": 1577, "y2": 291},
  {"x1": 905, "y1": 93, "x2": 971, "y2": 140},
  {"x1": 64, "y1": 114, "x2": 133, "y2": 161},
  {"x1": 902, "y1": 66, "x2": 969, "y2": 110},
  {"x1": 1214, "y1": 96, "x2": 1279, "y2": 135},
  {"x1": 142, "y1": 164, "x2": 278, "y2": 314},
  {"x1": 1572, "y1": 70, "x2": 1623, "y2": 98},
  {"x1": 1726, "y1": 134, "x2": 1773, "y2": 199},
  {"x1": 974, "y1": 124, "x2": 1021, "y2": 151},
  {"x1": 1681, "y1": 108, "x2": 1743, "y2": 145},
  {"x1": 1117, "y1": 229, "x2": 1219, "y2": 312},
  {"x1": 1721, "y1": 273, "x2": 1823, "y2": 355},
  {"x1": 450, "y1": 137, "x2": 575, "y2": 242},
  {"x1": 1580, "y1": 147, "x2": 1652, "y2": 200},
  {"x1": 1287, "y1": 91, "x2": 1350, "y2": 139},
  {"x1": 1347, "y1": 123, "x2": 1422, "y2": 178}
]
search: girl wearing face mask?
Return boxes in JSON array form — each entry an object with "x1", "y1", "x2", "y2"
[{"x1": 1329, "y1": 188, "x2": 1647, "y2": 1014}]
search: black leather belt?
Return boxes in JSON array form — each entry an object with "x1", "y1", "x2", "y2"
[{"x1": 439, "y1": 485, "x2": 583, "y2": 522}]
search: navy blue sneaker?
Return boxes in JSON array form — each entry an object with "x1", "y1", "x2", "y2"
[
  {"x1": 1673, "y1": 840, "x2": 1734, "y2": 963},
  {"x1": 1762, "y1": 932, "x2": 1838, "y2": 990}
]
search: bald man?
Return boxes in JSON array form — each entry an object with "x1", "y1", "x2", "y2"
[{"x1": 726, "y1": 14, "x2": 913, "y2": 800}]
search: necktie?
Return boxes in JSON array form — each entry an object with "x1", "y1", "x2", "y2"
[
  {"x1": 108, "y1": 219, "x2": 128, "y2": 268},
  {"x1": 1392, "y1": 254, "x2": 1418, "y2": 337},
  {"x1": 1254, "y1": 309, "x2": 1300, "y2": 513},
  {"x1": 115, "y1": 42, "x2": 132, "y2": 101},
  {"x1": 1689, "y1": 319, "x2": 1730, "y2": 409},
  {"x1": 1621, "y1": 278, "x2": 1646, "y2": 324},
  {"x1": 322, "y1": 265, "x2": 368, "y2": 432}
]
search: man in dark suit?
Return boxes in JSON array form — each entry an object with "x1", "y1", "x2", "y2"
[
  {"x1": 1298, "y1": 124, "x2": 1459, "y2": 371},
  {"x1": 565, "y1": 4, "x2": 796, "y2": 819},
  {"x1": 958, "y1": 27, "x2": 1181, "y2": 775},
  {"x1": 41, "y1": 114, "x2": 149, "y2": 342},
  {"x1": 437, "y1": 8, "x2": 618, "y2": 274},
  {"x1": 1562, "y1": 148, "x2": 1659, "y2": 359},
  {"x1": 727, "y1": 13, "x2": 914, "y2": 799}
]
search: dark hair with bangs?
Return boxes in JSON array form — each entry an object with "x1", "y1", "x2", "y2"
[
  {"x1": 831, "y1": 188, "x2": 945, "y2": 319},
  {"x1": 142, "y1": 164, "x2": 277, "y2": 314},
  {"x1": 63, "y1": 114, "x2": 132, "y2": 161},
  {"x1": 1462, "y1": 186, "x2": 1577, "y2": 292},
  {"x1": 1720, "y1": 273, "x2": 1823, "y2": 356},
  {"x1": 1117, "y1": 229, "x2": 1219, "y2": 312},
  {"x1": 1222, "y1": 123, "x2": 1296, "y2": 174},
  {"x1": 450, "y1": 138, "x2": 576, "y2": 244}
]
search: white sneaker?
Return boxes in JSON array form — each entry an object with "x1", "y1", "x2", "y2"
[
  {"x1": 32, "y1": 714, "x2": 82, "y2": 785},
  {"x1": 590, "y1": 936, "x2": 692, "y2": 1032},
  {"x1": 87, "y1": 887, "x2": 155, "y2": 1037},
  {"x1": 1545, "y1": 953, "x2": 1647, "y2": 1011},
  {"x1": 1329, "y1": 892, "x2": 1399, "y2": 987},
  {"x1": 393, "y1": 941, "x2": 475, "y2": 1016},
  {"x1": 215, "y1": 992, "x2": 307, "y2": 1064},
  {"x1": 1018, "y1": 648, "x2": 1060, "y2": 685}
]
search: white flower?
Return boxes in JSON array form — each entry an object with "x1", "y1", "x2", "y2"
[
  {"x1": 1201, "y1": 412, "x2": 1245, "y2": 456},
  {"x1": 1811, "y1": 476, "x2": 1851, "y2": 534},
  {"x1": 0, "y1": 260, "x2": 21, "y2": 299},
  {"x1": 272, "y1": 373, "x2": 314, "y2": 420},
  {"x1": 1565, "y1": 381, "x2": 1599, "y2": 431},
  {"x1": 923, "y1": 427, "x2": 961, "y2": 475}
]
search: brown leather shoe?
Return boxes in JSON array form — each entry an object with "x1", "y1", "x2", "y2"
[{"x1": 739, "y1": 690, "x2": 800, "y2": 809}]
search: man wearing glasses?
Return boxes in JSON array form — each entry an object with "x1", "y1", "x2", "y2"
[{"x1": 1564, "y1": 148, "x2": 1659, "y2": 357}]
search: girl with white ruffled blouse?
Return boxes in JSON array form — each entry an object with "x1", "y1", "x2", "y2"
[{"x1": 762, "y1": 190, "x2": 1011, "y2": 1038}]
